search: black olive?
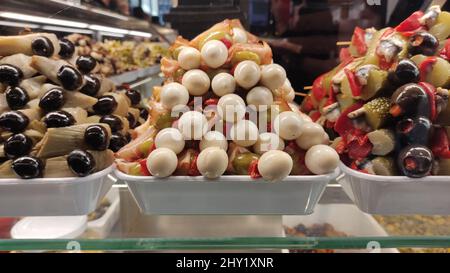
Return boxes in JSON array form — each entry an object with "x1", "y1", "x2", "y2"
[
  {"x1": 409, "y1": 32, "x2": 439, "y2": 56},
  {"x1": 125, "y1": 89, "x2": 141, "y2": 106},
  {"x1": 99, "y1": 115, "x2": 123, "y2": 132},
  {"x1": 84, "y1": 125, "x2": 109, "y2": 151},
  {"x1": 39, "y1": 88, "x2": 65, "y2": 112},
  {"x1": 31, "y1": 36, "x2": 54, "y2": 57},
  {"x1": 397, "y1": 145, "x2": 433, "y2": 178},
  {"x1": 4, "y1": 134, "x2": 33, "y2": 159},
  {"x1": 43, "y1": 111, "x2": 75, "y2": 128},
  {"x1": 125, "y1": 133, "x2": 132, "y2": 143},
  {"x1": 76, "y1": 56, "x2": 97, "y2": 74},
  {"x1": 5, "y1": 86, "x2": 29, "y2": 110},
  {"x1": 394, "y1": 59, "x2": 420, "y2": 85},
  {"x1": 139, "y1": 108, "x2": 149, "y2": 120},
  {"x1": 67, "y1": 150, "x2": 96, "y2": 177},
  {"x1": 80, "y1": 74, "x2": 100, "y2": 97},
  {"x1": 396, "y1": 116, "x2": 432, "y2": 146},
  {"x1": 109, "y1": 132, "x2": 128, "y2": 152},
  {"x1": 58, "y1": 38, "x2": 75, "y2": 59},
  {"x1": 93, "y1": 95, "x2": 117, "y2": 115},
  {"x1": 127, "y1": 112, "x2": 136, "y2": 129},
  {"x1": 57, "y1": 65, "x2": 83, "y2": 91},
  {"x1": 0, "y1": 64, "x2": 23, "y2": 86},
  {"x1": 11, "y1": 156, "x2": 44, "y2": 179},
  {"x1": 390, "y1": 83, "x2": 429, "y2": 118},
  {"x1": 0, "y1": 111, "x2": 29, "y2": 133}
]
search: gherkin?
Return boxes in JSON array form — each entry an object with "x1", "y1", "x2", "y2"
[{"x1": 363, "y1": 97, "x2": 391, "y2": 130}]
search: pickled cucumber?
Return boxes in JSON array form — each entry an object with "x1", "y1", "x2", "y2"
[
  {"x1": 361, "y1": 69, "x2": 388, "y2": 100},
  {"x1": 363, "y1": 97, "x2": 391, "y2": 130},
  {"x1": 231, "y1": 51, "x2": 261, "y2": 65},
  {"x1": 336, "y1": 94, "x2": 355, "y2": 112},
  {"x1": 372, "y1": 156, "x2": 398, "y2": 176},
  {"x1": 429, "y1": 11, "x2": 450, "y2": 41},
  {"x1": 367, "y1": 129, "x2": 395, "y2": 156},
  {"x1": 426, "y1": 57, "x2": 450, "y2": 88}
]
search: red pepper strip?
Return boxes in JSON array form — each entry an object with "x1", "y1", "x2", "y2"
[
  {"x1": 334, "y1": 138, "x2": 347, "y2": 154},
  {"x1": 418, "y1": 82, "x2": 437, "y2": 121},
  {"x1": 301, "y1": 95, "x2": 315, "y2": 113},
  {"x1": 312, "y1": 74, "x2": 326, "y2": 101},
  {"x1": 347, "y1": 132, "x2": 373, "y2": 160},
  {"x1": 400, "y1": 26, "x2": 427, "y2": 38},
  {"x1": 419, "y1": 56, "x2": 437, "y2": 82},
  {"x1": 440, "y1": 39, "x2": 450, "y2": 60},
  {"x1": 309, "y1": 111, "x2": 322, "y2": 122},
  {"x1": 395, "y1": 11, "x2": 424, "y2": 33},
  {"x1": 188, "y1": 152, "x2": 201, "y2": 176},
  {"x1": 431, "y1": 127, "x2": 450, "y2": 159},
  {"x1": 344, "y1": 68, "x2": 362, "y2": 97},
  {"x1": 339, "y1": 47, "x2": 353, "y2": 63},
  {"x1": 204, "y1": 98, "x2": 219, "y2": 106},
  {"x1": 334, "y1": 102, "x2": 364, "y2": 137},
  {"x1": 351, "y1": 27, "x2": 368, "y2": 56},
  {"x1": 248, "y1": 159, "x2": 262, "y2": 179},
  {"x1": 220, "y1": 38, "x2": 232, "y2": 49},
  {"x1": 139, "y1": 159, "x2": 151, "y2": 176}
]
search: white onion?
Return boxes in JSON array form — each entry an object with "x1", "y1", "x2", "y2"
[
  {"x1": 177, "y1": 111, "x2": 208, "y2": 140},
  {"x1": 273, "y1": 111, "x2": 304, "y2": 140},
  {"x1": 305, "y1": 144, "x2": 339, "y2": 175},
  {"x1": 177, "y1": 47, "x2": 201, "y2": 70},
  {"x1": 217, "y1": 94, "x2": 246, "y2": 123},
  {"x1": 182, "y1": 69, "x2": 211, "y2": 96},
  {"x1": 246, "y1": 86, "x2": 273, "y2": 112},
  {"x1": 160, "y1": 82, "x2": 190, "y2": 109},
  {"x1": 230, "y1": 119, "x2": 259, "y2": 147},
  {"x1": 253, "y1": 132, "x2": 285, "y2": 155},
  {"x1": 155, "y1": 128, "x2": 185, "y2": 154},
  {"x1": 201, "y1": 40, "x2": 228, "y2": 69},
  {"x1": 261, "y1": 64, "x2": 287, "y2": 91},
  {"x1": 196, "y1": 147, "x2": 228, "y2": 179},
  {"x1": 234, "y1": 60, "x2": 261, "y2": 89},
  {"x1": 211, "y1": 72, "x2": 236, "y2": 96},
  {"x1": 232, "y1": 27, "x2": 248, "y2": 44},
  {"x1": 146, "y1": 148, "x2": 178, "y2": 177},
  {"x1": 258, "y1": 150, "x2": 293, "y2": 182},
  {"x1": 200, "y1": 131, "x2": 228, "y2": 151}
]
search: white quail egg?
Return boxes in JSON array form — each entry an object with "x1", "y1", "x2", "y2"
[
  {"x1": 217, "y1": 94, "x2": 246, "y2": 123},
  {"x1": 305, "y1": 144, "x2": 339, "y2": 175},
  {"x1": 253, "y1": 132, "x2": 285, "y2": 155},
  {"x1": 155, "y1": 127, "x2": 185, "y2": 154},
  {"x1": 177, "y1": 47, "x2": 201, "y2": 70},
  {"x1": 177, "y1": 111, "x2": 208, "y2": 140},
  {"x1": 160, "y1": 82, "x2": 190, "y2": 110},
  {"x1": 295, "y1": 122, "x2": 326, "y2": 150},
  {"x1": 246, "y1": 86, "x2": 273, "y2": 112},
  {"x1": 232, "y1": 27, "x2": 248, "y2": 44},
  {"x1": 200, "y1": 131, "x2": 228, "y2": 151},
  {"x1": 261, "y1": 64, "x2": 287, "y2": 91},
  {"x1": 258, "y1": 150, "x2": 293, "y2": 182},
  {"x1": 201, "y1": 40, "x2": 228, "y2": 69},
  {"x1": 196, "y1": 147, "x2": 228, "y2": 179},
  {"x1": 146, "y1": 148, "x2": 178, "y2": 177},
  {"x1": 211, "y1": 72, "x2": 236, "y2": 96},
  {"x1": 230, "y1": 119, "x2": 259, "y2": 147},
  {"x1": 273, "y1": 111, "x2": 304, "y2": 140},
  {"x1": 182, "y1": 69, "x2": 210, "y2": 96},
  {"x1": 234, "y1": 60, "x2": 261, "y2": 89}
]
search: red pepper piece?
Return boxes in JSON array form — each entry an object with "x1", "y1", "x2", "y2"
[
  {"x1": 301, "y1": 95, "x2": 316, "y2": 113},
  {"x1": 335, "y1": 138, "x2": 347, "y2": 154},
  {"x1": 344, "y1": 68, "x2": 362, "y2": 97},
  {"x1": 312, "y1": 74, "x2": 326, "y2": 101},
  {"x1": 347, "y1": 134, "x2": 373, "y2": 160},
  {"x1": 395, "y1": 11, "x2": 424, "y2": 33},
  {"x1": 440, "y1": 39, "x2": 450, "y2": 60},
  {"x1": 204, "y1": 98, "x2": 219, "y2": 106},
  {"x1": 419, "y1": 56, "x2": 437, "y2": 82},
  {"x1": 188, "y1": 152, "x2": 201, "y2": 176},
  {"x1": 418, "y1": 82, "x2": 437, "y2": 121},
  {"x1": 351, "y1": 27, "x2": 368, "y2": 56},
  {"x1": 220, "y1": 38, "x2": 232, "y2": 49},
  {"x1": 139, "y1": 159, "x2": 151, "y2": 176},
  {"x1": 309, "y1": 111, "x2": 322, "y2": 122},
  {"x1": 248, "y1": 159, "x2": 262, "y2": 179},
  {"x1": 339, "y1": 47, "x2": 353, "y2": 63},
  {"x1": 334, "y1": 102, "x2": 364, "y2": 136},
  {"x1": 431, "y1": 127, "x2": 450, "y2": 159}
]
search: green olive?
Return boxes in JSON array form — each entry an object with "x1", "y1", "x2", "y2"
[
  {"x1": 372, "y1": 156, "x2": 398, "y2": 176},
  {"x1": 429, "y1": 11, "x2": 450, "y2": 41},
  {"x1": 138, "y1": 138, "x2": 154, "y2": 157},
  {"x1": 426, "y1": 57, "x2": 450, "y2": 88},
  {"x1": 410, "y1": 54, "x2": 427, "y2": 66},
  {"x1": 231, "y1": 51, "x2": 261, "y2": 65},
  {"x1": 232, "y1": 152, "x2": 260, "y2": 175},
  {"x1": 155, "y1": 113, "x2": 174, "y2": 130},
  {"x1": 173, "y1": 68, "x2": 186, "y2": 83},
  {"x1": 362, "y1": 28, "x2": 390, "y2": 66}
]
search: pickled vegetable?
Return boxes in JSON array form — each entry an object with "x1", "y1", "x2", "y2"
[
  {"x1": 367, "y1": 129, "x2": 395, "y2": 156},
  {"x1": 361, "y1": 97, "x2": 391, "y2": 130},
  {"x1": 372, "y1": 156, "x2": 398, "y2": 176},
  {"x1": 425, "y1": 57, "x2": 450, "y2": 88},
  {"x1": 336, "y1": 94, "x2": 355, "y2": 112},
  {"x1": 231, "y1": 51, "x2": 261, "y2": 65},
  {"x1": 361, "y1": 69, "x2": 388, "y2": 100},
  {"x1": 232, "y1": 152, "x2": 259, "y2": 175},
  {"x1": 198, "y1": 31, "x2": 230, "y2": 50},
  {"x1": 429, "y1": 12, "x2": 450, "y2": 41}
]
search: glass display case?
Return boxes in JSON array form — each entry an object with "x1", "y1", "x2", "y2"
[{"x1": 0, "y1": 0, "x2": 450, "y2": 253}]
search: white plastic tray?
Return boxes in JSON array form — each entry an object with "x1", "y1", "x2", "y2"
[
  {"x1": 0, "y1": 165, "x2": 115, "y2": 217},
  {"x1": 86, "y1": 188, "x2": 120, "y2": 239},
  {"x1": 114, "y1": 169, "x2": 339, "y2": 215},
  {"x1": 283, "y1": 204, "x2": 398, "y2": 253},
  {"x1": 338, "y1": 162, "x2": 450, "y2": 215}
]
